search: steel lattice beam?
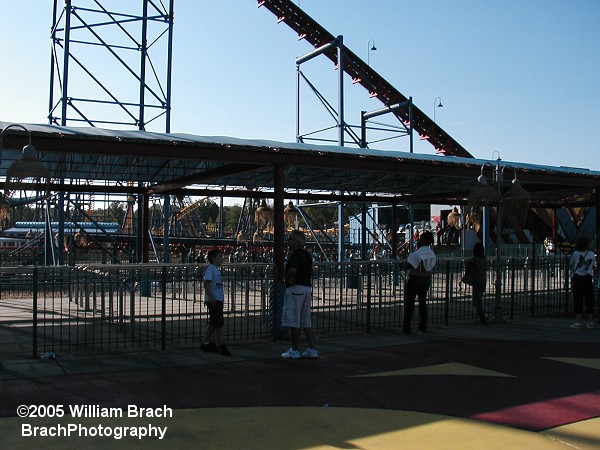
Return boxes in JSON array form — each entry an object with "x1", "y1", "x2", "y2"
[{"x1": 258, "y1": 0, "x2": 472, "y2": 157}]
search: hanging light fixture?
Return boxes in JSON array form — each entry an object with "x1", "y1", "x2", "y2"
[
  {"x1": 236, "y1": 230, "x2": 248, "y2": 244},
  {"x1": 252, "y1": 230, "x2": 264, "y2": 245},
  {"x1": 467, "y1": 162, "x2": 499, "y2": 211},
  {"x1": 255, "y1": 199, "x2": 273, "y2": 230},
  {"x1": 0, "y1": 193, "x2": 10, "y2": 220},
  {"x1": 447, "y1": 207, "x2": 462, "y2": 229},
  {"x1": 465, "y1": 207, "x2": 482, "y2": 231},
  {"x1": 1, "y1": 124, "x2": 50, "y2": 204},
  {"x1": 284, "y1": 201, "x2": 299, "y2": 230},
  {"x1": 502, "y1": 171, "x2": 531, "y2": 224}
]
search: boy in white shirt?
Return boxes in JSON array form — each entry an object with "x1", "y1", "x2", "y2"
[{"x1": 201, "y1": 249, "x2": 231, "y2": 355}]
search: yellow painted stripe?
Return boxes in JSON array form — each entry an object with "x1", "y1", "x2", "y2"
[
  {"x1": 543, "y1": 357, "x2": 600, "y2": 371},
  {"x1": 350, "y1": 362, "x2": 516, "y2": 378}
]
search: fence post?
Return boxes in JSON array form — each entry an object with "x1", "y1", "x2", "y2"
[
  {"x1": 84, "y1": 276, "x2": 91, "y2": 311},
  {"x1": 32, "y1": 267, "x2": 38, "y2": 358},
  {"x1": 230, "y1": 268, "x2": 237, "y2": 312},
  {"x1": 563, "y1": 257, "x2": 571, "y2": 313},
  {"x1": 509, "y1": 258, "x2": 516, "y2": 319},
  {"x1": 100, "y1": 270, "x2": 106, "y2": 320},
  {"x1": 269, "y1": 280, "x2": 286, "y2": 340},
  {"x1": 366, "y1": 262, "x2": 372, "y2": 333},
  {"x1": 245, "y1": 278, "x2": 250, "y2": 318},
  {"x1": 529, "y1": 256, "x2": 536, "y2": 317},
  {"x1": 356, "y1": 263, "x2": 363, "y2": 308},
  {"x1": 161, "y1": 266, "x2": 167, "y2": 351},
  {"x1": 444, "y1": 260, "x2": 450, "y2": 326},
  {"x1": 378, "y1": 264, "x2": 383, "y2": 307},
  {"x1": 130, "y1": 272, "x2": 136, "y2": 342},
  {"x1": 108, "y1": 273, "x2": 114, "y2": 321},
  {"x1": 261, "y1": 279, "x2": 268, "y2": 322},
  {"x1": 521, "y1": 257, "x2": 530, "y2": 321}
]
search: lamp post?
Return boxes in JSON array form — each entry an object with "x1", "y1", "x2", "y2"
[
  {"x1": 367, "y1": 39, "x2": 377, "y2": 66},
  {"x1": 475, "y1": 159, "x2": 530, "y2": 324},
  {"x1": 433, "y1": 97, "x2": 443, "y2": 122}
]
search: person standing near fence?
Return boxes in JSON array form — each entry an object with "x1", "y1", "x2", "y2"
[
  {"x1": 569, "y1": 236, "x2": 595, "y2": 329},
  {"x1": 281, "y1": 230, "x2": 318, "y2": 359},
  {"x1": 402, "y1": 231, "x2": 436, "y2": 334},
  {"x1": 201, "y1": 249, "x2": 231, "y2": 355},
  {"x1": 467, "y1": 242, "x2": 489, "y2": 325},
  {"x1": 544, "y1": 236, "x2": 557, "y2": 277}
]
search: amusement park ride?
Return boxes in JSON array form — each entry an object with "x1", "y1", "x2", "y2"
[{"x1": 0, "y1": 0, "x2": 595, "y2": 265}]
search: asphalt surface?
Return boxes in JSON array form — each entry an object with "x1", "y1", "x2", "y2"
[{"x1": 1, "y1": 317, "x2": 599, "y2": 449}]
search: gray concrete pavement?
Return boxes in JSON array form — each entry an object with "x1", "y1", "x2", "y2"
[{"x1": 1, "y1": 317, "x2": 599, "y2": 449}]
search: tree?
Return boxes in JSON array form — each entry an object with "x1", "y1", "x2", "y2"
[
  {"x1": 299, "y1": 201, "x2": 360, "y2": 230},
  {"x1": 107, "y1": 201, "x2": 126, "y2": 224}
]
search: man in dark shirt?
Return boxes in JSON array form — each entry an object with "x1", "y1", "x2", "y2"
[{"x1": 281, "y1": 230, "x2": 318, "y2": 359}]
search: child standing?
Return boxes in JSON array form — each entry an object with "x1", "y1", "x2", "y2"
[{"x1": 201, "y1": 249, "x2": 231, "y2": 355}]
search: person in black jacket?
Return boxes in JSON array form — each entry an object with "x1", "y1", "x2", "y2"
[
  {"x1": 281, "y1": 230, "x2": 318, "y2": 359},
  {"x1": 466, "y1": 242, "x2": 488, "y2": 325}
]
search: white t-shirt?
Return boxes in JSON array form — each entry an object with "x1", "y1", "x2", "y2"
[
  {"x1": 408, "y1": 245, "x2": 437, "y2": 273},
  {"x1": 570, "y1": 250, "x2": 595, "y2": 277},
  {"x1": 204, "y1": 264, "x2": 224, "y2": 302}
]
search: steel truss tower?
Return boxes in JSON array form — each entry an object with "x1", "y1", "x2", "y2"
[{"x1": 49, "y1": 0, "x2": 174, "y2": 132}]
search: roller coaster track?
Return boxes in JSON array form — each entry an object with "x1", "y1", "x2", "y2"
[{"x1": 257, "y1": 0, "x2": 473, "y2": 158}]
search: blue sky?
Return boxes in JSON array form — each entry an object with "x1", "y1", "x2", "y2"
[{"x1": 1, "y1": 0, "x2": 599, "y2": 170}]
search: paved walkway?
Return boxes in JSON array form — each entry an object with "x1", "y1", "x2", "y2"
[{"x1": 1, "y1": 317, "x2": 599, "y2": 449}]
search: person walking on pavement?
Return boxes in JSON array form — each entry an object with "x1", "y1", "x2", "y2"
[
  {"x1": 402, "y1": 231, "x2": 436, "y2": 334},
  {"x1": 281, "y1": 230, "x2": 318, "y2": 359},
  {"x1": 569, "y1": 236, "x2": 595, "y2": 329},
  {"x1": 201, "y1": 249, "x2": 231, "y2": 355}
]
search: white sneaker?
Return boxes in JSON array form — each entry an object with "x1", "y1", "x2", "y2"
[
  {"x1": 569, "y1": 322, "x2": 582, "y2": 329},
  {"x1": 586, "y1": 322, "x2": 595, "y2": 329},
  {"x1": 281, "y1": 348, "x2": 301, "y2": 359},
  {"x1": 302, "y1": 348, "x2": 318, "y2": 359}
]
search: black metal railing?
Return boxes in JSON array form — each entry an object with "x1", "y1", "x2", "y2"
[{"x1": 0, "y1": 254, "x2": 587, "y2": 359}]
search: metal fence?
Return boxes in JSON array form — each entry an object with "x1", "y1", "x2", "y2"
[{"x1": 0, "y1": 255, "x2": 589, "y2": 358}]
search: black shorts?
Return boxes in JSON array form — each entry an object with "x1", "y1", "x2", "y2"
[{"x1": 205, "y1": 301, "x2": 224, "y2": 328}]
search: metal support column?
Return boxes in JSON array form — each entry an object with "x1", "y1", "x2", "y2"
[
  {"x1": 337, "y1": 35, "x2": 344, "y2": 147},
  {"x1": 274, "y1": 165, "x2": 286, "y2": 282},
  {"x1": 57, "y1": 192, "x2": 65, "y2": 265},
  {"x1": 493, "y1": 163, "x2": 506, "y2": 324},
  {"x1": 336, "y1": 36, "x2": 345, "y2": 261},
  {"x1": 141, "y1": 193, "x2": 150, "y2": 263},
  {"x1": 361, "y1": 197, "x2": 368, "y2": 260},
  {"x1": 391, "y1": 200, "x2": 398, "y2": 259},
  {"x1": 163, "y1": 195, "x2": 170, "y2": 263}
]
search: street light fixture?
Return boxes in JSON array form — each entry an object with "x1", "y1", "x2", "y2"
[
  {"x1": 470, "y1": 159, "x2": 530, "y2": 324},
  {"x1": 255, "y1": 199, "x2": 273, "y2": 230},
  {"x1": 433, "y1": 97, "x2": 443, "y2": 122},
  {"x1": 0, "y1": 123, "x2": 51, "y2": 210},
  {"x1": 367, "y1": 39, "x2": 377, "y2": 66},
  {"x1": 0, "y1": 193, "x2": 9, "y2": 220},
  {"x1": 284, "y1": 200, "x2": 299, "y2": 230}
]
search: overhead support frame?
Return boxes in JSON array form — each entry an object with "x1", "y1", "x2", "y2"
[
  {"x1": 360, "y1": 99, "x2": 414, "y2": 151},
  {"x1": 49, "y1": 0, "x2": 174, "y2": 132}
]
